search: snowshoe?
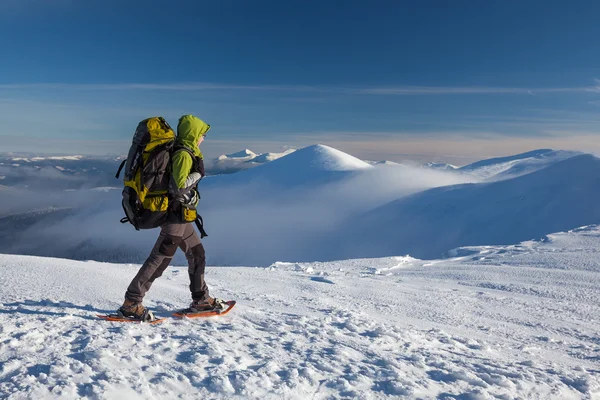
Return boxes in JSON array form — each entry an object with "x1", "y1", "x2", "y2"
[
  {"x1": 97, "y1": 301, "x2": 163, "y2": 324},
  {"x1": 173, "y1": 299, "x2": 236, "y2": 318}
]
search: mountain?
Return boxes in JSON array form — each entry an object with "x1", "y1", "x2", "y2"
[
  {"x1": 458, "y1": 149, "x2": 581, "y2": 180},
  {"x1": 423, "y1": 162, "x2": 459, "y2": 171},
  {"x1": 207, "y1": 149, "x2": 295, "y2": 175},
  {"x1": 221, "y1": 149, "x2": 257, "y2": 159},
  {"x1": 0, "y1": 154, "x2": 122, "y2": 190},
  {"x1": 1, "y1": 225, "x2": 598, "y2": 398},
  {"x1": 251, "y1": 149, "x2": 296, "y2": 164},
  {"x1": 0, "y1": 146, "x2": 596, "y2": 267},
  {"x1": 205, "y1": 144, "x2": 372, "y2": 187},
  {"x1": 337, "y1": 154, "x2": 600, "y2": 259}
]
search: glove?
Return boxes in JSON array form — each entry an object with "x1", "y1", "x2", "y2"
[{"x1": 182, "y1": 189, "x2": 199, "y2": 208}]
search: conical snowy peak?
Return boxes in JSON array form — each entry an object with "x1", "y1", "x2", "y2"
[
  {"x1": 282, "y1": 144, "x2": 372, "y2": 172},
  {"x1": 205, "y1": 144, "x2": 371, "y2": 187}
]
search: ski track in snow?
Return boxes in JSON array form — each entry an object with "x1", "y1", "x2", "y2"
[{"x1": 1, "y1": 228, "x2": 600, "y2": 399}]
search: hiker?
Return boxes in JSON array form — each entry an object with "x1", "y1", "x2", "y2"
[{"x1": 119, "y1": 115, "x2": 217, "y2": 321}]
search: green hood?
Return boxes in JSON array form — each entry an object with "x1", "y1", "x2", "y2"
[{"x1": 176, "y1": 115, "x2": 210, "y2": 158}]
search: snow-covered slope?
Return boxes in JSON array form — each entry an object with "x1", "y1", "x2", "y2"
[
  {"x1": 1, "y1": 226, "x2": 599, "y2": 399},
  {"x1": 205, "y1": 144, "x2": 372, "y2": 187},
  {"x1": 221, "y1": 149, "x2": 257, "y2": 159},
  {"x1": 458, "y1": 149, "x2": 581, "y2": 180},
  {"x1": 340, "y1": 154, "x2": 600, "y2": 260},
  {"x1": 250, "y1": 149, "x2": 296, "y2": 164},
  {"x1": 206, "y1": 149, "x2": 295, "y2": 175},
  {"x1": 423, "y1": 162, "x2": 459, "y2": 171}
]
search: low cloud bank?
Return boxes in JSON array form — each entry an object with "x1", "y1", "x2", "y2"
[{"x1": 0, "y1": 163, "x2": 475, "y2": 265}]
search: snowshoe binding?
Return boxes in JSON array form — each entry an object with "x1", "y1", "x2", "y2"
[
  {"x1": 97, "y1": 300, "x2": 163, "y2": 324},
  {"x1": 173, "y1": 298, "x2": 236, "y2": 318}
]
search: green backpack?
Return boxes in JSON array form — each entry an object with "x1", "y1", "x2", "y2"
[{"x1": 115, "y1": 117, "x2": 175, "y2": 230}]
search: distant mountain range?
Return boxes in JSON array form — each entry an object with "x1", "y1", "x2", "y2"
[{"x1": 0, "y1": 145, "x2": 593, "y2": 265}]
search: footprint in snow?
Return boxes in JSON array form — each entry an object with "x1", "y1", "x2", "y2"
[{"x1": 310, "y1": 276, "x2": 335, "y2": 284}]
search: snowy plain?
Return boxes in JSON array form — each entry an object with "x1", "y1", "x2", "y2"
[{"x1": 1, "y1": 226, "x2": 599, "y2": 399}]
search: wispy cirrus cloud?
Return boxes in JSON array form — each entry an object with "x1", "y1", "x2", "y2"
[
  {"x1": 1, "y1": 81, "x2": 599, "y2": 95},
  {"x1": 352, "y1": 86, "x2": 598, "y2": 95}
]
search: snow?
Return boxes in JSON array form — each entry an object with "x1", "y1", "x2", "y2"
[
  {"x1": 458, "y1": 149, "x2": 581, "y2": 180},
  {"x1": 339, "y1": 154, "x2": 600, "y2": 260},
  {"x1": 251, "y1": 149, "x2": 296, "y2": 164},
  {"x1": 207, "y1": 144, "x2": 372, "y2": 187},
  {"x1": 225, "y1": 149, "x2": 257, "y2": 159},
  {"x1": 11, "y1": 155, "x2": 84, "y2": 162},
  {"x1": 46, "y1": 155, "x2": 84, "y2": 161},
  {"x1": 2, "y1": 145, "x2": 600, "y2": 398},
  {"x1": 423, "y1": 162, "x2": 458, "y2": 171},
  {"x1": 1, "y1": 226, "x2": 599, "y2": 399},
  {"x1": 89, "y1": 187, "x2": 119, "y2": 192},
  {"x1": 208, "y1": 149, "x2": 295, "y2": 175}
]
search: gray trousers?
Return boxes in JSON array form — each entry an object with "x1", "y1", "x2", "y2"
[{"x1": 125, "y1": 222, "x2": 209, "y2": 303}]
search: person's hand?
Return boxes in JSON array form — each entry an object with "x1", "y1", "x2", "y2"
[{"x1": 183, "y1": 189, "x2": 199, "y2": 208}]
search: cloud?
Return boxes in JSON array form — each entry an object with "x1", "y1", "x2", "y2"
[
  {"x1": 0, "y1": 157, "x2": 480, "y2": 266},
  {"x1": 348, "y1": 86, "x2": 592, "y2": 95},
  {"x1": 1, "y1": 82, "x2": 598, "y2": 96}
]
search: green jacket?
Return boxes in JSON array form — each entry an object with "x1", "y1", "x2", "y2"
[{"x1": 171, "y1": 115, "x2": 210, "y2": 191}]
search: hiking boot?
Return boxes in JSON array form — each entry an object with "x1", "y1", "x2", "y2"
[
  {"x1": 189, "y1": 297, "x2": 223, "y2": 313},
  {"x1": 119, "y1": 299, "x2": 155, "y2": 321}
]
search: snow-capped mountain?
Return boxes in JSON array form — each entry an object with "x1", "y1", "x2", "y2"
[
  {"x1": 204, "y1": 144, "x2": 372, "y2": 187},
  {"x1": 206, "y1": 148, "x2": 296, "y2": 175},
  {"x1": 219, "y1": 149, "x2": 257, "y2": 159},
  {"x1": 423, "y1": 161, "x2": 459, "y2": 171},
  {"x1": 0, "y1": 145, "x2": 597, "y2": 267},
  {"x1": 0, "y1": 154, "x2": 122, "y2": 190},
  {"x1": 457, "y1": 149, "x2": 581, "y2": 180},
  {"x1": 0, "y1": 144, "x2": 470, "y2": 264},
  {"x1": 340, "y1": 153, "x2": 600, "y2": 260}
]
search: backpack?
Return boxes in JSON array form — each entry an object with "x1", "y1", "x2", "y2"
[{"x1": 115, "y1": 117, "x2": 175, "y2": 230}]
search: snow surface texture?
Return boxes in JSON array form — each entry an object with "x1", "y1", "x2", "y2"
[{"x1": 1, "y1": 226, "x2": 599, "y2": 399}]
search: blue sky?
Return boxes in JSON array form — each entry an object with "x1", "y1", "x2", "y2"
[{"x1": 1, "y1": 0, "x2": 599, "y2": 163}]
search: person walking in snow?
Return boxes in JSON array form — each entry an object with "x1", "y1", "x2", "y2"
[{"x1": 119, "y1": 115, "x2": 218, "y2": 321}]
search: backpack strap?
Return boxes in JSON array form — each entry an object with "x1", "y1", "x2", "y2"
[
  {"x1": 194, "y1": 215, "x2": 208, "y2": 238},
  {"x1": 115, "y1": 159, "x2": 127, "y2": 179},
  {"x1": 173, "y1": 145, "x2": 196, "y2": 162}
]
